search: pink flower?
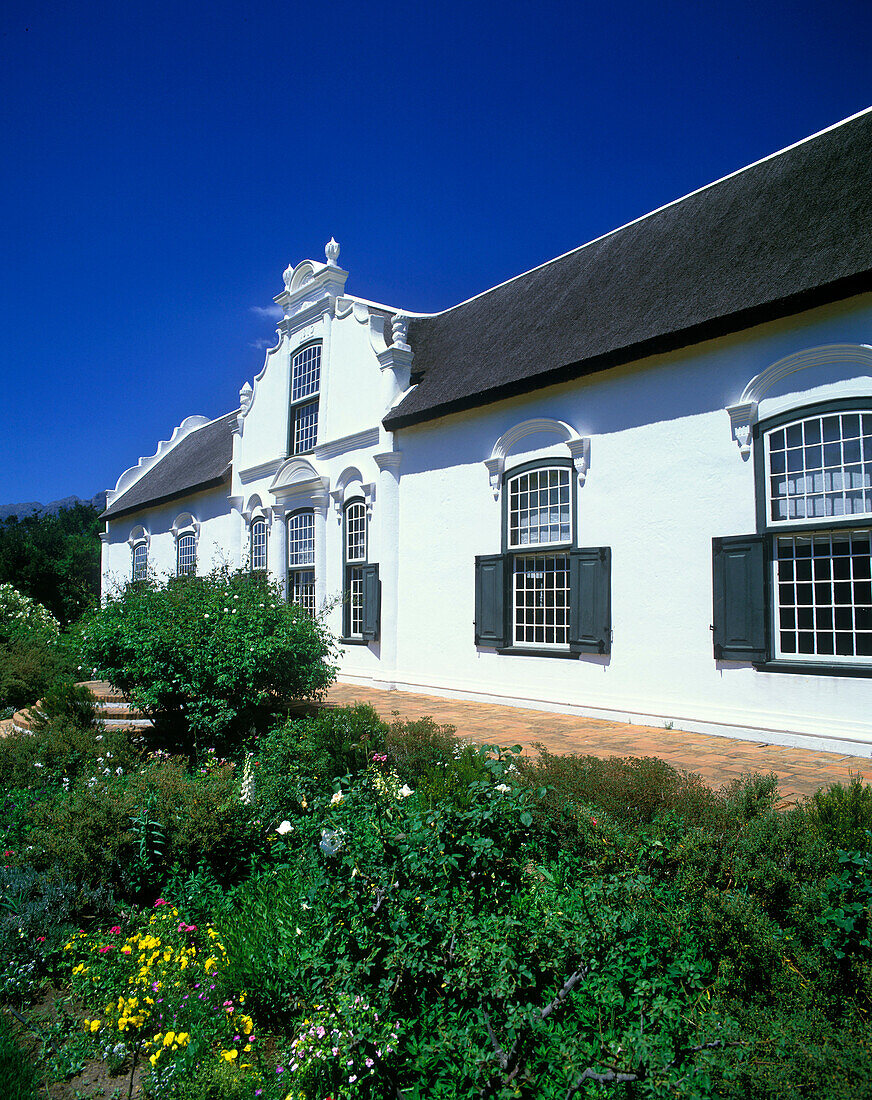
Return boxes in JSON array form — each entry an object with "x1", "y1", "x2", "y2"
[
  {"x1": 36, "y1": 936, "x2": 46, "y2": 942},
  {"x1": 98, "y1": 945, "x2": 114, "y2": 953},
  {"x1": 153, "y1": 898, "x2": 167, "y2": 907},
  {"x1": 591, "y1": 817, "x2": 598, "y2": 826},
  {"x1": 109, "y1": 926, "x2": 121, "y2": 934}
]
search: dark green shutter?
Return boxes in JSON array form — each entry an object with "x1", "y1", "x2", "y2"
[
  {"x1": 362, "y1": 563, "x2": 380, "y2": 641},
  {"x1": 475, "y1": 554, "x2": 506, "y2": 647},
  {"x1": 712, "y1": 535, "x2": 767, "y2": 661},
  {"x1": 569, "y1": 547, "x2": 612, "y2": 654}
]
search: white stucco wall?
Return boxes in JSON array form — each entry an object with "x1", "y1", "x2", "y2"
[
  {"x1": 387, "y1": 293, "x2": 872, "y2": 754},
  {"x1": 102, "y1": 484, "x2": 237, "y2": 591}
]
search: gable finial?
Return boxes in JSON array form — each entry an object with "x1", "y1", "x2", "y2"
[
  {"x1": 325, "y1": 237, "x2": 340, "y2": 267},
  {"x1": 282, "y1": 263, "x2": 294, "y2": 292}
]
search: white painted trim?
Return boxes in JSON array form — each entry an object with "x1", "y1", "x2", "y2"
[
  {"x1": 485, "y1": 417, "x2": 589, "y2": 497},
  {"x1": 238, "y1": 457, "x2": 285, "y2": 483},
  {"x1": 314, "y1": 427, "x2": 380, "y2": 459},
  {"x1": 108, "y1": 414, "x2": 211, "y2": 500},
  {"x1": 727, "y1": 344, "x2": 872, "y2": 457}
]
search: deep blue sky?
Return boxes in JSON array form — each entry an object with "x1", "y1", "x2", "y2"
[{"x1": 2, "y1": 0, "x2": 871, "y2": 505}]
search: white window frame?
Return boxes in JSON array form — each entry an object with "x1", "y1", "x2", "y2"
[
  {"x1": 250, "y1": 517, "x2": 268, "y2": 572},
  {"x1": 505, "y1": 463, "x2": 574, "y2": 649},
  {"x1": 344, "y1": 499, "x2": 367, "y2": 638},
  {"x1": 176, "y1": 533, "x2": 197, "y2": 576},
  {"x1": 759, "y1": 401, "x2": 872, "y2": 668},
  {"x1": 131, "y1": 541, "x2": 148, "y2": 581},
  {"x1": 287, "y1": 509, "x2": 316, "y2": 615},
  {"x1": 290, "y1": 342, "x2": 321, "y2": 455}
]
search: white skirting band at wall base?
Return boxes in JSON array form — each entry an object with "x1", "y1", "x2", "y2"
[{"x1": 336, "y1": 671, "x2": 872, "y2": 759}]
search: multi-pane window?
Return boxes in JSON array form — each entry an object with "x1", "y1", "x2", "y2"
[
  {"x1": 512, "y1": 554, "x2": 571, "y2": 646},
  {"x1": 774, "y1": 532, "x2": 872, "y2": 661},
  {"x1": 177, "y1": 534, "x2": 196, "y2": 576},
  {"x1": 344, "y1": 500, "x2": 367, "y2": 637},
  {"x1": 767, "y1": 412, "x2": 872, "y2": 523},
  {"x1": 288, "y1": 510, "x2": 315, "y2": 616},
  {"x1": 508, "y1": 467, "x2": 572, "y2": 547},
  {"x1": 290, "y1": 343, "x2": 321, "y2": 454},
  {"x1": 250, "y1": 519, "x2": 267, "y2": 571},
  {"x1": 764, "y1": 407, "x2": 872, "y2": 666},
  {"x1": 506, "y1": 466, "x2": 572, "y2": 647},
  {"x1": 474, "y1": 457, "x2": 611, "y2": 655},
  {"x1": 132, "y1": 542, "x2": 147, "y2": 581}
]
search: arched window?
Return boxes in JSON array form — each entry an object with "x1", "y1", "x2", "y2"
[
  {"x1": 250, "y1": 518, "x2": 267, "y2": 572},
  {"x1": 506, "y1": 464, "x2": 573, "y2": 647},
  {"x1": 290, "y1": 343, "x2": 321, "y2": 455},
  {"x1": 132, "y1": 541, "x2": 148, "y2": 581},
  {"x1": 474, "y1": 459, "x2": 611, "y2": 654},
  {"x1": 288, "y1": 509, "x2": 315, "y2": 615},
  {"x1": 714, "y1": 399, "x2": 872, "y2": 669},
  {"x1": 344, "y1": 500, "x2": 367, "y2": 638},
  {"x1": 177, "y1": 533, "x2": 197, "y2": 576}
]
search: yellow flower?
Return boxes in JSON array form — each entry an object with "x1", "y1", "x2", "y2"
[
  {"x1": 149, "y1": 1051, "x2": 161, "y2": 1066},
  {"x1": 220, "y1": 1049, "x2": 238, "y2": 1062},
  {"x1": 163, "y1": 1031, "x2": 176, "y2": 1047},
  {"x1": 175, "y1": 1032, "x2": 190, "y2": 1045},
  {"x1": 90, "y1": 1020, "x2": 101, "y2": 1033}
]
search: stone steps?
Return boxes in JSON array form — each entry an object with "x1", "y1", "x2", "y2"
[{"x1": 13, "y1": 680, "x2": 153, "y2": 733}]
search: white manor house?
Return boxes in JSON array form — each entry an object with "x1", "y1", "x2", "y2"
[{"x1": 102, "y1": 108, "x2": 872, "y2": 756}]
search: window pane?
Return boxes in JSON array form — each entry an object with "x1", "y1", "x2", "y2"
[
  {"x1": 345, "y1": 502, "x2": 366, "y2": 563},
  {"x1": 177, "y1": 534, "x2": 196, "y2": 576},
  {"x1": 132, "y1": 543, "x2": 147, "y2": 581},
  {"x1": 288, "y1": 512, "x2": 315, "y2": 566},
  {"x1": 293, "y1": 401, "x2": 318, "y2": 453},
  {"x1": 251, "y1": 520, "x2": 267, "y2": 570},
  {"x1": 508, "y1": 467, "x2": 572, "y2": 548},
  {"x1": 774, "y1": 531, "x2": 872, "y2": 662},
  {"x1": 291, "y1": 344, "x2": 321, "y2": 402},
  {"x1": 512, "y1": 554, "x2": 570, "y2": 646},
  {"x1": 768, "y1": 412, "x2": 872, "y2": 525},
  {"x1": 289, "y1": 568, "x2": 316, "y2": 616},
  {"x1": 348, "y1": 565, "x2": 364, "y2": 635}
]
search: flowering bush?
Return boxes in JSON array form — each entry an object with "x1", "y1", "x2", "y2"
[
  {"x1": 0, "y1": 583, "x2": 60, "y2": 646},
  {"x1": 0, "y1": 583, "x2": 70, "y2": 709},
  {"x1": 66, "y1": 899, "x2": 276, "y2": 1094}
]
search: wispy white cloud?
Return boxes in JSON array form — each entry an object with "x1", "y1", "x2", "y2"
[
  {"x1": 250, "y1": 304, "x2": 283, "y2": 321},
  {"x1": 248, "y1": 338, "x2": 275, "y2": 350}
]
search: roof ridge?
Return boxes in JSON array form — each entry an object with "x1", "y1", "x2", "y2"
[{"x1": 423, "y1": 105, "x2": 872, "y2": 319}]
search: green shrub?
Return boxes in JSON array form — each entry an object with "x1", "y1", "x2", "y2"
[
  {"x1": 0, "y1": 639, "x2": 74, "y2": 711},
  {"x1": 27, "y1": 757, "x2": 259, "y2": 898},
  {"x1": 0, "y1": 717, "x2": 140, "y2": 794},
  {"x1": 809, "y1": 774, "x2": 872, "y2": 851},
  {"x1": 77, "y1": 567, "x2": 338, "y2": 758},
  {"x1": 27, "y1": 681, "x2": 97, "y2": 731},
  {"x1": 721, "y1": 771, "x2": 780, "y2": 822},
  {"x1": 518, "y1": 745, "x2": 722, "y2": 828}
]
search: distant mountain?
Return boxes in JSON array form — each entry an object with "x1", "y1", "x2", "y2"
[{"x1": 0, "y1": 490, "x2": 108, "y2": 522}]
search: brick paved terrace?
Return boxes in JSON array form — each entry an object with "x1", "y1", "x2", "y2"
[{"x1": 324, "y1": 682, "x2": 872, "y2": 803}]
